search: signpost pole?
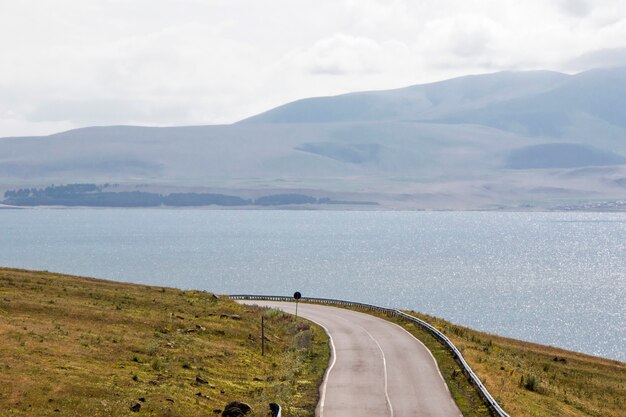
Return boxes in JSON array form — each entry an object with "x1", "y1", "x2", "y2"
[
  {"x1": 293, "y1": 291, "x2": 302, "y2": 321},
  {"x1": 261, "y1": 315, "x2": 265, "y2": 356}
]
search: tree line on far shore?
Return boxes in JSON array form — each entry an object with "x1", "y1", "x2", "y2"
[{"x1": 2, "y1": 184, "x2": 377, "y2": 207}]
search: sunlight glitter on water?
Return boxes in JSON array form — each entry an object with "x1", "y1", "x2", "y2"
[{"x1": 0, "y1": 210, "x2": 624, "y2": 361}]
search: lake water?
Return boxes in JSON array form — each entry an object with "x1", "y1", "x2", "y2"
[{"x1": 0, "y1": 209, "x2": 624, "y2": 362}]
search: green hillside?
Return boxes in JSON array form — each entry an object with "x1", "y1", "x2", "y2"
[{"x1": 0, "y1": 268, "x2": 328, "y2": 417}]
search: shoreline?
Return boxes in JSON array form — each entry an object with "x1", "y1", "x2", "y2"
[
  {"x1": 3, "y1": 265, "x2": 624, "y2": 364},
  {"x1": 3, "y1": 204, "x2": 626, "y2": 212}
]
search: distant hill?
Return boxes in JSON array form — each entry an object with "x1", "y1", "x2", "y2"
[
  {"x1": 241, "y1": 70, "x2": 569, "y2": 124},
  {"x1": 2, "y1": 68, "x2": 626, "y2": 209}
]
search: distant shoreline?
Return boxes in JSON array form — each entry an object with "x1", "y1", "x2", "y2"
[
  {"x1": 3, "y1": 204, "x2": 626, "y2": 213},
  {"x1": 4, "y1": 184, "x2": 626, "y2": 212}
]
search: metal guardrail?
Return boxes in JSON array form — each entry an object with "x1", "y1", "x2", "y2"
[{"x1": 230, "y1": 294, "x2": 509, "y2": 417}]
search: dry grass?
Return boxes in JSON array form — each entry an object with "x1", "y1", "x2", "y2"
[
  {"x1": 0, "y1": 268, "x2": 328, "y2": 417},
  {"x1": 409, "y1": 312, "x2": 626, "y2": 417},
  {"x1": 3, "y1": 266, "x2": 622, "y2": 417}
]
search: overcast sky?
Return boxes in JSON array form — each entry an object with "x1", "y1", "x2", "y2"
[{"x1": 1, "y1": 0, "x2": 626, "y2": 137}]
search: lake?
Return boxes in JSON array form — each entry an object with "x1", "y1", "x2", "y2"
[{"x1": 0, "y1": 209, "x2": 624, "y2": 361}]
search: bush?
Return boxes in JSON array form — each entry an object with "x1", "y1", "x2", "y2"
[
  {"x1": 523, "y1": 375, "x2": 539, "y2": 392},
  {"x1": 263, "y1": 308, "x2": 283, "y2": 319},
  {"x1": 295, "y1": 321, "x2": 310, "y2": 332},
  {"x1": 294, "y1": 330, "x2": 313, "y2": 350},
  {"x1": 151, "y1": 357, "x2": 163, "y2": 371}
]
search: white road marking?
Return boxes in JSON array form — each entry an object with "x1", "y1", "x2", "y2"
[
  {"x1": 389, "y1": 319, "x2": 464, "y2": 417},
  {"x1": 359, "y1": 325, "x2": 394, "y2": 417},
  {"x1": 256, "y1": 303, "x2": 338, "y2": 417},
  {"x1": 391, "y1": 320, "x2": 452, "y2": 389},
  {"x1": 316, "y1": 320, "x2": 337, "y2": 417},
  {"x1": 307, "y1": 311, "x2": 394, "y2": 417}
]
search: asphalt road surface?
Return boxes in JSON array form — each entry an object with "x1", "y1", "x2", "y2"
[{"x1": 239, "y1": 301, "x2": 463, "y2": 417}]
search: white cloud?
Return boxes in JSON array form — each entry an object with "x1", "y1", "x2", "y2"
[
  {"x1": 290, "y1": 33, "x2": 409, "y2": 76},
  {"x1": 0, "y1": 0, "x2": 625, "y2": 136},
  {"x1": 559, "y1": 0, "x2": 592, "y2": 17},
  {"x1": 567, "y1": 47, "x2": 626, "y2": 70},
  {"x1": 343, "y1": 0, "x2": 415, "y2": 34},
  {"x1": 418, "y1": 15, "x2": 503, "y2": 65}
]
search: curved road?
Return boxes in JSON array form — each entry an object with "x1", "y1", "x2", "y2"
[{"x1": 239, "y1": 301, "x2": 462, "y2": 417}]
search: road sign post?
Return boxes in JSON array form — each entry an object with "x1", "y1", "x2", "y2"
[
  {"x1": 293, "y1": 291, "x2": 301, "y2": 321},
  {"x1": 261, "y1": 315, "x2": 265, "y2": 356}
]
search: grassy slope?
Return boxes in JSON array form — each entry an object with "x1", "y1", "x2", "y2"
[
  {"x1": 409, "y1": 312, "x2": 626, "y2": 417},
  {"x1": 2, "y1": 266, "x2": 624, "y2": 417},
  {"x1": 0, "y1": 268, "x2": 328, "y2": 417}
]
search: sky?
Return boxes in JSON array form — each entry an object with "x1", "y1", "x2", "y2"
[{"x1": 1, "y1": 0, "x2": 626, "y2": 137}]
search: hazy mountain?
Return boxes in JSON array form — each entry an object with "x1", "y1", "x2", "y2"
[
  {"x1": 2, "y1": 68, "x2": 626, "y2": 209},
  {"x1": 241, "y1": 70, "x2": 568, "y2": 124},
  {"x1": 438, "y1": 68, "x2": 626, "y2": 138}
]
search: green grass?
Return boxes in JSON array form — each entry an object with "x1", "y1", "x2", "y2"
[
  {"x1": 0, "y1": 268, "x2": 328, "y2": 417},
  {"x1": 410, "y1": 311, "x2": 626, "y2": 417},
  {"x1": 4, "y1": 266, "x2": 623, "y2": 417}
]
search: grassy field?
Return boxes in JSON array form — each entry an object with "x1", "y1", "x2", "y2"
[
  {"x1": 0, "y1": 268, "x2": 328, "y2": 417},
  {"x1": 405, "y1": 311, "x2": 626, "y2": 417},
  {"x1": 2, "y1": 267, "x2": 624, "y2": 417}
]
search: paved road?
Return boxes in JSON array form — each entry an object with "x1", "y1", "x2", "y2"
[{"x1": 239, "y1": 301, "x2": 463, "y2": 417}]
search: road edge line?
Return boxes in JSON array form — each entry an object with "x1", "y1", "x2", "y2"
[
  {"x1": 360, "y1": 325, "x2": 395, "y2": 417},
  {"x1": 315, "y1": 320, "x2": 337, "y2": 417}
]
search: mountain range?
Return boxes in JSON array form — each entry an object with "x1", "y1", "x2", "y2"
[{"x1": 2, "y1": 67, "x2": 626, "y2": 209}]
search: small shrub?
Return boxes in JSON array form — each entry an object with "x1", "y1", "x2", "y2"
[
  {"x1": 263, "y1": 308, "x2": 282, "y2": 319},
  {"x1": 146, "y1": 342, "x2": 158, "y2": 356},
  {"x1": 151, "y1": 357, "x2": 163, "y2": 371},
  {"x1": 294, "y1": 330, "x2": 313, "y2": 350},
  {"x1": 295, "y1": 322, "x2": 310, "y2": 332},
  {"x1": 524, "y1": 375, "x2": 539, "y2": 392},
  {"x1": 156, "y1": 326, "x2": 170, "y2": 334}
]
